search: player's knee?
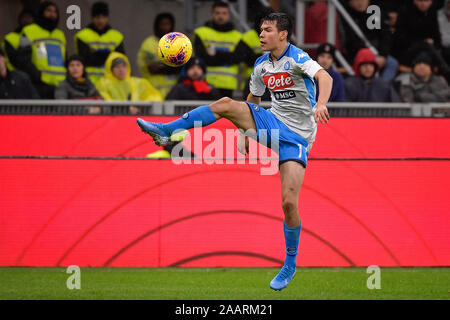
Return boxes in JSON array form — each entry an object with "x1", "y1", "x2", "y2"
[
  {"x1": 282, "y1": 199, "x2": 297, "y2": 215},
  {"x1": 210, "y1": 97, "x2": 235, "y2": 115}
]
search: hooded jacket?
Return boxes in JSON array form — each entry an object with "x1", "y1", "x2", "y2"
[
  {"x1": 345, "y1": 48, "x2": 400, "y2": 102},
  {"x1": 352, "y1": 48, "x2": 379, "y2": 78},
  {"x1": 96, "y1": 52, "x2": 162, "y2": 101}
]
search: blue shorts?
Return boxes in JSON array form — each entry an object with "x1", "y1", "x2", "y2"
[{"x1": 246, "y1": 102, "x2": 310, "y2": 168}]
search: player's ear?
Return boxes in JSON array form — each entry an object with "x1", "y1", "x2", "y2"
[{"x1": 279, "y1": 30, "x2": 288, "y2": 41}]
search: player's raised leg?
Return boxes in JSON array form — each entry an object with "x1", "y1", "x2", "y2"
[
  {"x1": 270, "y1": 160, "x2": 305, "y2": 291},
  {"x1": 137, "y1": 97, "x2": 256, "y2": 145}
]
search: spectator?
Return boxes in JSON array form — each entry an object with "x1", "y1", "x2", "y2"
[
  {"x1": 393, "y1": 0, "x2": 442, "y2": 66},
  {"x1": 339, "y1": 0, "x2": 398, "y2": 81},
  {"x1": 74, "y1": 2, "x2": 125, "y2": 85},
  {"x1": 15, "y1": 1, "x2": 66, "y2": 99},
  {"x1": 438, "y1": 0, "x2": 450, "y2": 64},
  {"x1": 166, "y1": 57, "x2": 221, "y2": 100},
  {"x1": 2, "y1": 9, "x2": 34, "y2": 71},
  {"x1": 193, "y1": 1, "x2": 243, "y2": 98},
  {"x1": 137, "y1": 13, "x2": 181, "y2": 99},
  {"x1": 315, "y1": 43, "x2": 346, "y2": 102},
  {"x1": 55, "y1": 55, "x2": 101, "y2": 100},
  {"x1": 344, "y1": 48, "x2": 401, "y2": 102},
  {"x1": 0, "y1": 47, "x2": 39, "y2": 99},
  {"x1": 96, "y1": 52, "x2": 162, "y2": 114},
  {"x1": 396, "y1": 52, "x2": 450, "y2": 102}
]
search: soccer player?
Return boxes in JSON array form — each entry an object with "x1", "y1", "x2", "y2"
[{"x1": 137, "y1": 13, "x2": 332, "y2": 291}]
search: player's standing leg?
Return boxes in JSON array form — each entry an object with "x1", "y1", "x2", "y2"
[{"x1": 270, "y1": 160, "x2": 305, "y2": 291}]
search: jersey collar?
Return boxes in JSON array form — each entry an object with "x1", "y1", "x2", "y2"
[{"x1": 269, "y1": 43, "x2": 291, "y2": 62}]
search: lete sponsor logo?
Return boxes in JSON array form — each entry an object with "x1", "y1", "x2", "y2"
[{"x1": 263, "y1": 72, "x2": 294, "y2": 91}]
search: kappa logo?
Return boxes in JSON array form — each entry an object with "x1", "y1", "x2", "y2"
[
  {"x1": 298, "y1": 53, "x2": 307, "y2": 60},
  {"x1": 263, "y1": 72, "x2": 294, "y2": 91}
]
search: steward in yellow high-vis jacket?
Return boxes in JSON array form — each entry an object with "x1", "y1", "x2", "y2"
[
  {"x1": 74, "y1": 2, "x2": 125, "y2": 85},
  {"x1": 193, "y1": 1, "x2": 244, "y2": 98},
  {"x1": 1, "y1": 9, "x2": 35, "y2": 72},
  {"x1": 137, "y1": 12, "x2": 181, "y2": 99},
  {"x1": 15, "y1": 2, "x2": 66, "y2": 99},
  {"x1": 96, "y1": 52, "x2": 162, "y2": 114}
]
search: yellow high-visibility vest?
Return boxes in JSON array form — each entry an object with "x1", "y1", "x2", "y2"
[
  {"x1": 21, "y1": 23, "x2": 66, "y2": 86},
  {"x1": 194, "y1": 26, "x2": 242, "y2": 90},
  {"x1": 137, "y1": 35, "x2": 178, "y2": 99},
  {"x1": 74, "y1": 27, "x2": 124, "y2": 84},
  {"x1": 242, "y1": 29, "x2": 262, "y2": 79},
  {"x1": 2, "y1": 31, "x2": 21, "y2": 71}
]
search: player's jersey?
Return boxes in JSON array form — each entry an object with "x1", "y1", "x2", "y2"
[{"x1": 249, "y1": 43, "x2": 323, "y2": 145}]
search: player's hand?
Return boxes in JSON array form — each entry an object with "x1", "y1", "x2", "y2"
[
  {"x1": 237, "y1": 133, "x2": 249, "y2": 155},
  {"x1": 314, "y1": 103, "x2": 330, "y2": 124}
]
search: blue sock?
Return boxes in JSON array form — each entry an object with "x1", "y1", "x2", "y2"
[
  {"x1": 164, "y1": 105, "x2": 217, "y2": 135},
  {"x1": 284, "y1": 221, "x2": 301, "y2": 267}
]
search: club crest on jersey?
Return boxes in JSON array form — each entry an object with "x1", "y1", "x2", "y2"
[
  {"x1": 284, "y1": 61, "x2": 290, "y2": 70},
  {"x1": 263, "y1": 72, "x2": 294, "y2": 91}
]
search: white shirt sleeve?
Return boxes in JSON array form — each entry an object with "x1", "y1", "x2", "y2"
[
  {"x1": 295, "y1": 51, "x2": 323, "y2": 79},
  {"x1": 249, "y1": 65, "x2": 267, "y2": 97}
]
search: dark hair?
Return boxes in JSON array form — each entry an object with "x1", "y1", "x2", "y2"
[
  {"x1": 154, "y1": 12, "x2": 175, "y2": 37},
  {"x1": 260, "y1": 12, "x2": 293, "y2": 39},
  {"x1": 92, "y1": 1, "x2": 109, "y2": 17},
  {"x1": 212, "y1": 1, "x2": 229, "y2": 10}
]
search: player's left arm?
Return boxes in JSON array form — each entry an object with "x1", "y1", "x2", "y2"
[{"x1": 314, "y1": 69, "x2": 332, "y2": 124}]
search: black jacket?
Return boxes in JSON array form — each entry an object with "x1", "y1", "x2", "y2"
[
  {"x1": 166, "y1": 81, "x2": 221, "y2": 101},
  {"x1": 393, "y1": 4, "x2": 442, "y2": 61},
  {"x1": 0, "y1": 70, "x2": 40, "y2": 99},
  {"x1": 339, "y1": 5, "x2": 393, "y2": 63}
]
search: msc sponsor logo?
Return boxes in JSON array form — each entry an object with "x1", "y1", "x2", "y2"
[
  {"x1": 274, "y1": 90, "x2": 296, "y2": 100},
  {"x1": 263, "y1": 72, "x2": 294, "y2": 91}
]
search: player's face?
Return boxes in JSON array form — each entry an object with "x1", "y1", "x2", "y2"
[
  {"x1": 259, "y1": 21, "x2": 287, "y2": 52},
  {"x1": 68, "y1": 60, "x2": 84, "y2": 79},
  {"x1": 317, "y1": 53, "x2": 333, "y2": 70}
]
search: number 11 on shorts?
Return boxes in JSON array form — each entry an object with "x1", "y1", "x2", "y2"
[{"x1": 298, "y1": 144, "x2": 303, "y2": 158}]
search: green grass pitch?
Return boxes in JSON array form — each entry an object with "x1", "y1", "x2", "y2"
[{"x1": 0, "y1": 267, "x2": 449, "y2": 300}]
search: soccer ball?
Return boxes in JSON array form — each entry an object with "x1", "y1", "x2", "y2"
[{"x1": 158, "y1": 32, "x2": 193, "y2": 67}]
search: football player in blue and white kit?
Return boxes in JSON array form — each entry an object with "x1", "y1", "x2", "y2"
[{"x1": 137, "y1": 13, "x2": 332, "y2": 291}]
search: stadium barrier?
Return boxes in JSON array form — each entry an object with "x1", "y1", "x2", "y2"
[
  {"x1": 0, "y1": 100, "x2": 449, "y2": 117},
  {"x1": 1, "y1": 115, "x2": 449, "y2": 267}
]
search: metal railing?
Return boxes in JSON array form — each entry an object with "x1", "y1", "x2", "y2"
[{"x1": 0, "y1": 100, "x2": 448, "y2": 117}]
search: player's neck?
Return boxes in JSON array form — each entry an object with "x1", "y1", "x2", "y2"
[{"x1": 270, "y1": 42, "x2": 289, "y2": 61}]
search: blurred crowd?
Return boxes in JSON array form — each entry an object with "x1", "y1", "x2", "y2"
[{"x1": 1, "y1": 0, "x2": 449, "y2": 110}]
